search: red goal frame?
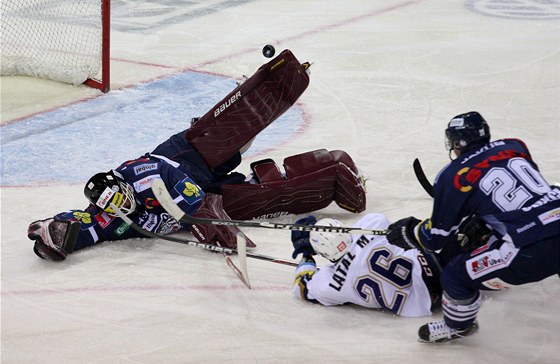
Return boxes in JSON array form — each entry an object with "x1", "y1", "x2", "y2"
[{"x1": 83, "y1": 0, "x2": 111, "y2": 93}]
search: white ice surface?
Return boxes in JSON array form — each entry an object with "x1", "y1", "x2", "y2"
[{"x1": 2, "y1": 1, "x2": 560, "y2": 363}]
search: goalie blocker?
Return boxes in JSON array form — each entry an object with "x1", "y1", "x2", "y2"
[{"x1": 221, "y1": 149, "x2": 366, "y2": 220}]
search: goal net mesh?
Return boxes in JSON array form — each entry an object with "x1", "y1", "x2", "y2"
[{"x1": 1, "y1": 0, "x2": 103, "y2": 85}]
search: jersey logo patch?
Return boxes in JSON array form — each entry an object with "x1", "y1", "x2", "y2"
[
  {"x1": 72, "y1": 211, "x2": 92, "y2": 225},
  {"x1": 134, "y1": 163, "x2": 158, "y2": 175},
  {"x1": 466, "y1": 243, "x2": 517, "y2": 279},
  {"x1": 144, "y1": 197, "x2": 160, "y2": 209},
  {"x1": 174, "y1": 177, "x2": 203, "y2": 205},
  {"x1": 481, "y1": 278, "x2": 513, "y2": 290},
  {"x1": 142, "y1": 213, "x2": 159, "y2": 232},
  {"x1": 134, "y1": 175, "x2": 158, "y2": 193},
  {"x1": 95, "y1": 211, "x2": 114, "y2": 229},
  {"x1": 538, "y1": 207, "x2": 560, "y2": 225}
]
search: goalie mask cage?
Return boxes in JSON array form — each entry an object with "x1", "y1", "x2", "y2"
[{"x1": 1, "y1": 0, "x2": 111, "y2": 93}]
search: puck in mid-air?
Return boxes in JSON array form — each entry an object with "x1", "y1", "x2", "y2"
[{"x1": 262, "y1": 44, "x2": 275, "y2": 58}]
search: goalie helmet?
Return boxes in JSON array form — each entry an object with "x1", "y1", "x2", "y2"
[
  {"x1": 309, "y1": 218, "x2": 353, "y2": 262},
  {"x1": 84, "y1": 170, "x2": 137, "y2": 216},
  {"x1": 445, "y1": 111, "x2": 490, "y2": 156}
]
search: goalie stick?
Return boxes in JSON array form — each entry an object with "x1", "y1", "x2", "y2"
[
  {"x1": 110, "y1": 203, "x2": 297, "y2": 267},
  {"x1": 413, "y1": 158, "x2": 434, "y2": 197},
  {"x1": 151, "y1": 179, "x2": 389, "y2": 236},
  {"x1": 227, "y1": 233, "x2": 251, "y2": 289}
]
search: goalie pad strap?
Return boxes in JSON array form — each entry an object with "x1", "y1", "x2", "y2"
[
  {"x1": 250, "y1": 159, "x2": 283, "y2": 182},
  {"x1": 221, "y1": 149, "x2": 366, "y2": 220},
  {"x1": 185, "y1": 49, "x2": 310, "y2": 168}
]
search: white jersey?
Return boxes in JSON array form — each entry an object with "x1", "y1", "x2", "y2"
[{"x1": 292, "y1": 213, "x2": 436, "y2": 317}]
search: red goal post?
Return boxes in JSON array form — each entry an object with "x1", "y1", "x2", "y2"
[{"x1": 1, "y1": 0, "x2": 111, "y2": 93}]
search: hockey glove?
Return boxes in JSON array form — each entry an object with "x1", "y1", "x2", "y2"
[
  {"x1": 457, "y1": 215, "x2": 492, "y2": 252},
  {"x1": 291, "y1": 215, "x2": 317, "y2": 259},
  {"x1": 387, "y1": 216, "x2": 422, "y2": 251},
  {"x1": 27, "y1": 218, "x2": 80, "y2": 261}
]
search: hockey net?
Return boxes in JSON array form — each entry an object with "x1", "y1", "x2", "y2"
[{"x1": 1, "y1": 0, "x2": 110, "y2": 92}]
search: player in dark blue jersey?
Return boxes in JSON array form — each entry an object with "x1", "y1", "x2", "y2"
[
  {"x1": 387, "y1": 111, "x2": 559, "y2": 342},
  {"x1": 26, "y1": 132, "x2": 255, "y2": 262},
  {"x1": 27, "y1": 132, "x2": 366, "y2": 262},
  {"x1": 26, "y1": 51, "x2": 367, "y2": 262}
]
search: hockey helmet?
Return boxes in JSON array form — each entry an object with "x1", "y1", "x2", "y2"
[
  {"x1": 445, "y1": 111, "x2": 490, "y2": 156},
  {"x1": 309, "y1": 218, "x2": 353, "y2": 262},
  {"x1": 84, "y1": 170, "x2": 137, "y2": 216}
]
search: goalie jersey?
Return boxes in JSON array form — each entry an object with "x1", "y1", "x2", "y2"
[{"x1": 292, "y1": 214, "x2": 438, "y2": 318}]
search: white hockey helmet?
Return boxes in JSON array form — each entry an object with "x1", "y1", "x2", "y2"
[{"x1": 309, "y1": 218, "x2": 353, "y2": 262}]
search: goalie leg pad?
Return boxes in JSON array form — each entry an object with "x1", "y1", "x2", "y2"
[
  {"x1": 283, "y1": 149, "x2": 366, "y2": 213},
  {"x1": 221, "y1": 149, "x2": 366, "y2": 220},
  {"x1": 190, "y1": 193, "x2": 256, "y2": 248},
  {"x1": 27, "y1": 218, "x2": 80, "y2": 261},
  {"x1": 185, "y1": 49, "x2": 310, "y2": 169}
]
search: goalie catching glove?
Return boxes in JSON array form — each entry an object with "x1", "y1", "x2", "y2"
[{"x1": 27, "y1": 218, "x2": 80, "y2": 261}]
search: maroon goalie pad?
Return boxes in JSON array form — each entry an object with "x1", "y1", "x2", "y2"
[
  {"x1": 221, "y1": 149, "x2": 366, "y2": 220},
  {"x1": 185, "y1": 49, "x2": 310, "y2": 169},
  {"x1": 190, "y1": 193, "x2": 256, "y2": 248}
]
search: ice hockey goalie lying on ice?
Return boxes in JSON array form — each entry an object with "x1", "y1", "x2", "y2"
[
  {"x1": 26, "y1": 50, "x2": 366, "y2": 262},
  {"x1": 291, "y1": 213, "x2": 442, "y2": 317}
]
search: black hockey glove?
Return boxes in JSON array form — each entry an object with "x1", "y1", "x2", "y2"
[
  {"x1": 457, "y1": 215, "x2": 492, "y2": 252},
  {"x1": 291, "y1": 215, "x2": 317, "y2": 259},
  {"x1": 27, "y1": 218, "x2": 80, "y2": 261},
  {"x1": 387, "y1": 216, "x2": 422, "y2": 251}
]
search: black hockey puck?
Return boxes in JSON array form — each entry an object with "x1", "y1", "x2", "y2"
[{"x1": 262, "y1": 44, "x2": 275, "y2": 58}]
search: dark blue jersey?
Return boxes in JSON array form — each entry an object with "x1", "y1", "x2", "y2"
[
  {"x1": 54, "y1": 130, "x2": 247, "y2": 251},
  {"x1": 56, "y1": 156, "x2": 205, "y2": 250},
  {"x1": 418, "y1": 138, "x2": 560, "y2": 251}
]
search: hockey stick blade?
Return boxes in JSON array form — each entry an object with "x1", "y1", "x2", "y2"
[
  {"x1": 226, "y1": 232, "x2": 251, "y2": 289},
  {"x1": 413, "y1": 158, "x2": 434, "y2": 197},
  {"x1": 110, "y1": 203, "x2": 298, "y2": 267},
  {"x1": 222, "y1": 251, "x2": 251, "y2": 289},
  {"x1": 151, "y1": 179, "x2": 388, "y2": 235}
]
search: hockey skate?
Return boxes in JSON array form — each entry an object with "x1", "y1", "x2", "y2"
[{"x1": 418, "y1": 320, "x2": 479, "y2": 343}]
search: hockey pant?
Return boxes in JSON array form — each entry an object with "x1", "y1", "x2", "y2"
[
  {"x1": 441, "y1": 235, "x2": 559, "y2": 328},
  {"x1": 221, "y1": 149, "x2": 366, "y2": 220},
  {"x1": 185, "y1": 49, "x2": 310, "y2": 169}
]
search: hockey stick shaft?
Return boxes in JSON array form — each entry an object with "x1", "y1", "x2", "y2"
[
  {"x1": 151, "y1": 179, "x2": 388, "y2": 235},
  {"x1": 110, "y1": 204, "x2": 298, "y2": 267},
  {"x1": 413, "y1": 158, "x2": 434, "y2": 197}
]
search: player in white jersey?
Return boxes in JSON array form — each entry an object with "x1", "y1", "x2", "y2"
[{"x1": 291, "y1": 213, "x2": 442, "y2": 317}]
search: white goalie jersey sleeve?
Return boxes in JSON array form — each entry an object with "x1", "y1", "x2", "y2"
[{"x1": 292, "y1": 213, "x2": 434, "y2": 318}]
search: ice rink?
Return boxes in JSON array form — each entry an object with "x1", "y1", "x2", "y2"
[{"x1": 2, "y1": 0, "x2": 560, "y2": 363}]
